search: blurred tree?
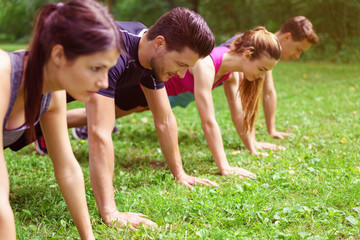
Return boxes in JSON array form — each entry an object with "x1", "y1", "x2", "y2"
[
  {"x1": 0, "y1": 0, "x2": 359, "y2": 62},
  {"x1": 0, "y1": 0, "x2": 57, "y2": 42}
]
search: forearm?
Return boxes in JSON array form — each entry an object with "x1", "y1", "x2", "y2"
[
  {"x1": 154, "y1": 114, "x2": 186, "y2": 179},
  {"x1": 232, "y1": 116, "x2": 257, "y2": 154},
  {"x1": 0, "y1": 180, "x2": 15, "y2": 239},
  {"x1": 0, "y1": 154, "x2": 16, "y2": 239},
  {"x1": 202, "y1": 121, "x2": 230, "y2": 173},
  {"x1": 88, "y1": 133, "x2": 116, "y2": 219},
  {"x1": 54, "y1": 162, "x2": 94, "y2": 240},
  {"x1": 263, "y1": 91, "x2": 277, "y2": 135},
  {"x1": 0, "y1": 204, "x2": 15, "y2": 240}
]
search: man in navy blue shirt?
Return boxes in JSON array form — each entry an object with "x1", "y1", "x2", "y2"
[{"x1": 65, "y1": 8, "x2": 216, "y2": 228}]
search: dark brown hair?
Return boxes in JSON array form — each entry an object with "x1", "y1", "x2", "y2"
[
  {"x1": 230, "y1": 27, "x2": 281, "y2": 133},
  {"x1": 279, "y1": 16, "x2": 319, "y2": 44},
  {"x1": 146, "y1": 7, "x2": 214, "y2": 58},
  {"x1": 25, "y1": 0, "x2": 122, "y2": 139}
]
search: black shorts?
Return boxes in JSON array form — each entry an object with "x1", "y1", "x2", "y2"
[{"x1": 115, "y1": 84, "x2": 148, "y2": 110}]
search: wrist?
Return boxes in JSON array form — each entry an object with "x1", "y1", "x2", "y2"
[
  {"x1": 80, "y1": 232, "x2": 95, "y2": 240},
  {"x1": 220, "y1": 166, "x2": 232, "y2": 175},
  {"x1": 173, "y1": 170, "x2": 187, "y2": 180},
  {"x1": 249, "y1": 149, "x2": 259, "y2": 156},
  {"x1": 268, "y1": 127, "x2": 276, "y2": 135}
]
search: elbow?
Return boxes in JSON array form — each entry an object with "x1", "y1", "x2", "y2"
[
  {"x1": 54, "y1": 160, "x2": 83, "y2": 184},
  {"x1": 263, "y1": 90, "x2": 277, "y2": 102},
  {"x1": 154, "y1": 114, "x2": 176, "y2": 133},
  {"x1": 201, "y1": 118, "x2": 217, "y2": 132},
  {"x1": 88, "y1": 126, "x2": 112, "y2": 145}
]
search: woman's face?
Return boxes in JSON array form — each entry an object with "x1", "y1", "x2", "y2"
[
  {"x1": 242, "y1": 54, "x2": 278, "y2": 81},
  {"x1": 59, "y1": 47, "x2": 119, "y2": 102}
]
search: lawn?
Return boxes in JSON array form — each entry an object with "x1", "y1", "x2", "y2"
[
  {"x1": 0, "y1": 43, "x2": 27, "y2": 52},
  {"x1": 4, "y1": 56, "x2": 360, "y2": 238}
]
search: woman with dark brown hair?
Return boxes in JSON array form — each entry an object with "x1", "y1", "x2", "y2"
[{"x1": 0, "y1": 0, "x2": 121, "y2": 238}]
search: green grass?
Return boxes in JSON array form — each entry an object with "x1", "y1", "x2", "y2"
[
  {"x1": 0, "y1": 43, "x2": 27, "y2": 52},
  {"x1": 5, "y1": 61, "x2": 360, "y2": 239}
]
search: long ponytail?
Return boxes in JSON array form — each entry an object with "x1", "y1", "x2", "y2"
[
  {"x1": 239, "y1": 77, "x2": 264, "y2": 133},
  {"x1": 24, "y1": 4, "x2": 58, "y2": 140},
  {"x1": 24, "y1": 0, "x2": 122, "y2": 140}
]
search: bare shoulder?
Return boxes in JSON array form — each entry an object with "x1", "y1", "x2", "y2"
[
  {"x1": 190, "y1": 55, "x2": 215, "y2": 76},
  {"x1": 0, "y1": 49, "x2": 11, "y2": 91},
  {"x1": 0, "y1": 49, "x2": 11, "y2": 76},
  {"x1": 46, "y1": 90, "x2": 66, "y2": 113},
  {"x1": 0, "y1": 50, "x2": 12, "y2": 117},
  {"x1": 197, "y1": 55, "x2": 214, "y2": 69}
]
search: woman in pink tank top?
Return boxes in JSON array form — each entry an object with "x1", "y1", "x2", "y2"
[{"x1": 183, "y1": 26, "x2": 281, "y2": 177}]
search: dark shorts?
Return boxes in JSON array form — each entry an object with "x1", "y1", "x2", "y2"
[
  {"x1": 115, "y1": 84, "x2": 148, "y2": 110},
  {"x1": 5, "y1": 93, "x2": 76, "y2": 151},
  {"x1": 4, "y1": 124, "x2": 43, "y2": 151}
]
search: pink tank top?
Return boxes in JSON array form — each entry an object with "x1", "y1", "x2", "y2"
[{"x1": 165, "y1": 46, "x2": 231, "y2": 96}]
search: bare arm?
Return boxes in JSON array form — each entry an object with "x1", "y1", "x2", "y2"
[
  {"x1": 0, "y1": 50, "x2": 16, "y2": 239},
  {"x1": 143, "y1": 86, "x2": 218, "y2": 188},
  {"x1": 85, "y1": 93, "x2": 157, "y2": 228},
  {"x1": 263, "y1": 71, "x2": 289, "y2": 139},
  {"x1": 67, "y1": 107, "x2": 87, "y2": 128},
  {"x1": 193, "y1": 59, "x2": 254, "y2": 177},
  {"x1": 85, "y1": 93, "x2": 116, "y2": 220},
  {"x1": 40, "y1": 90, "x2": 94, "y2": 240},
  {"x1": 224, "y1": 73, "x2": 284, "y2": 154}
]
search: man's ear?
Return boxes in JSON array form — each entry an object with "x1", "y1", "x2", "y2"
[
  {"x1": 283, "y1": 32, "x2": 292, "y2": 41},
  {"x1": 153, "y1": 35, "x2": 166, "y2": 49},
  {"x1": 50, "y1": 44, "x2": 66, "y2": 66}
]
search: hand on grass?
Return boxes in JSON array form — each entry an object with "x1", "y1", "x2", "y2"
[
  {"x1": 176, "y1": 174, "x2": 218, "y2": 189},
  {"x1": 270, "y1": 130, "x2": 290, "y2": 139},
  {"x1": 104, "y1": 210, "x2": 158, "y2": 229},
  {"x1": 255, "y1": 141, "x2": 285, "y2": 151},
  {"x1": 221, "y1": 166, "x2": 256, "y2": 178},
  {"x1": 250, "y1": 150, "x2": 269, "y2": 157}
]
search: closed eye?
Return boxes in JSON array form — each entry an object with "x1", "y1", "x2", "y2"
[
  {"x1": 177, "y1": 62, "x2": 189, "y2": 68},
  {"x1": 259, "y1": 67, "x2": 268, "y2": 71}
]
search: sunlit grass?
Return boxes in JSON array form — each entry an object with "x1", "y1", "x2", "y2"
[
  {"x1": 0, "y1": 43, "x2": 27, "y2": 52},
  {"x1": 6, "y1": 61, "x2": 360, "y2": 239}
]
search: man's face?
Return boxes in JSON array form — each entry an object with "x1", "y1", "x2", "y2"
[
  {"x1": 150, "y1": 46, "x2": 200, "y2": 82},
  {"x1": 281, "y1": 36, "x2": 312, "y2": 60}
]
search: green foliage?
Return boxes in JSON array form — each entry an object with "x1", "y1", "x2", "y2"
[
  {"x1": 0, "y1": 43, "x2": 26, "y2": 51},
  {"x1": 1, "y1": 0, "x2": 360, "y2": 62},
  {"x1": 6, "y1": 62, "x2": 360, "y2": 238},
  {"x1": 0, "y1": 0, "x2": 57, "y2": 43}
]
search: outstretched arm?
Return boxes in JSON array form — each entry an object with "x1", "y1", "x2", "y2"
[
  {"x1": 0, "y1": 52, "x2": 16, "y2": 238},
  {"x1": 40, "y1": 90, "x2": 94, "y2": 240},
  {"x1": 0, "y1": 151, "x2": 15, "y2": 240},
  {"x1": 143, "y1": 86, "x2": 218, "y2": 188},
  {"x1": 193, "y1": 59, "x2": 254, "y2": 178},
  {"x1": 263, "y1": 71, "x2": 290, "y2": 139},
  {"x1": 85, "y1": 93, "x2": 157, "y2": 228}
]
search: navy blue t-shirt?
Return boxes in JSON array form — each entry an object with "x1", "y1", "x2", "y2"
[
  {"x1": 220, "y1": 33, "x2": 243, "y2": 48},
  {"x1": 98, "y1": 21, "x2": 165, "y2": 98}
]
